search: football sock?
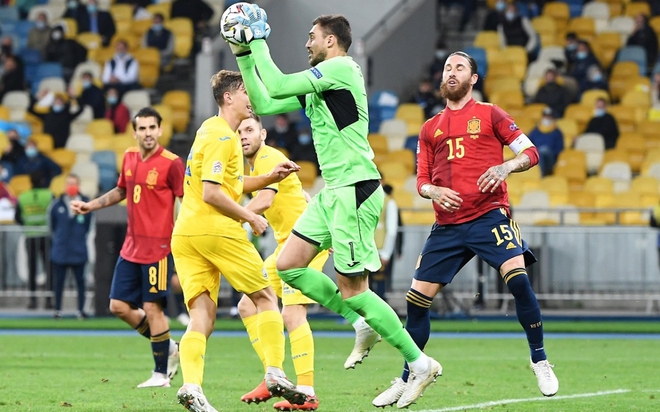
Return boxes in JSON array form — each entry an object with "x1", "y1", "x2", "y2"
[
  {"x1": 344, "y1": 289, "x2": 422, "y2": 363},
  {"x1": 242, "y1": 314, "x2": 266, "y2": 372},
  {"x1": 401, "y1": 288, "x2": 433, "y2": 382},
  {"x1": 180, "y1": 331, "x2": 206, "y2": 386},
  {"x1": 151, "y1": 329, "x2": 171, "y2": 375},
  {"x1": 278, "y1": 267, "x2": 360, "y2": 324},
  {"x1": 135, "y1": 315, "x2": 151, "y2": 339},
  {"x1": 289, "y1": 322, "x2": 314, "y2": 387},
  {"x1": 257, "y1": 310, "x2": 285, "y2": 370},
  {"x1": 504, "y1": 268, "x2": 547, "y2": 363}
]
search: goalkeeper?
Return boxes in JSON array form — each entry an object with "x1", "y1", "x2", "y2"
[{"x1": 228, "y1": 7, "x2": 441, "y2": 408}]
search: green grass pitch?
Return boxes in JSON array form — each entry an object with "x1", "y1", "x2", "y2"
[{"x1": 0, "y1": 319, "x2": 659, "y2": 411}]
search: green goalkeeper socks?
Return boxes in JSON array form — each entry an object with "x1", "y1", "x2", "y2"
[
  {"x1": 278, "y1": 267, "x2": 360, "y2": 324},
  {"x1": 344, "y1": 289, "x2": 422, "y2": 363}
]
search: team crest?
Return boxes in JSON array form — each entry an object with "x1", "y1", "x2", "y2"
[
  {"x1": 467, "y1": 118, "x2": 481, "y2": 134},
  {"x1": 146, "y1": 168, "x2": 158, "y2": 188}
]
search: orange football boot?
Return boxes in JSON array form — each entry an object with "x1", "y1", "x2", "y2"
[{"x1": 241, "y1": 380, "x2": 273, "y2": 404}]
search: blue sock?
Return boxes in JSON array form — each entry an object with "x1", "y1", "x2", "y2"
[
  {"x1": 504, "y1": 268, "x2": 546, "y2": 363},
  {"x1": 151, "y1": 330, "x2": 171, "y2": 375},
  {"x1": 401, "y1": 288, "x2": 433, "y2": 382}
]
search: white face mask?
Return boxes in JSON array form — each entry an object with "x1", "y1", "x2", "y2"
[{"x1": 541, "y1": 118, "x2": 553, "y2": 127}]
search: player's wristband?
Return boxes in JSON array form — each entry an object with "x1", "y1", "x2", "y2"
[{"x1": 236, "y1": 50, "x2": 252, "y2": 58}]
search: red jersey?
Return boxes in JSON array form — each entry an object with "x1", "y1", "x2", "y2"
[
  {"x1": 416, "y1": 99, "x2": 523, "y2": 225},
  {"x1": 117, "y1": 146, "x2": 185, "y2": 264}
]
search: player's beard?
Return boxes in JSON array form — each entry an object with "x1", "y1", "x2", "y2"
[
  {"x1": 309, "y1": 49, "x2": 327, "y2": 67},
  {"x1": 440, "y1": 77, "x2": 471, "y2": 101}
]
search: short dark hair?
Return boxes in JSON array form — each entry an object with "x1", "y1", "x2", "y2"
[
  {"x1": 82, "y1": 71, "x2": 93, "y2": 78},
  {"x1": 132, "y1": 107, "x2": 162, "y2": 129},
  {"x1": 448, "y1": 51, "x2": 478, "y2": 76},
  {"x1": 154, "y1": 13, "x2": 164, "y2": 21},
  {"x1": 312, "y1": 15, "x2": 352, "y2": 52},
  {"x1": 210, "y1": 70, "x2": 244, "y2": 107}
]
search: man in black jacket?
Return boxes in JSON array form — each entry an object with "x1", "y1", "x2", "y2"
[
  {"x1": 29, "y1": 92, "x2": 84, "y2": 149},
  {"x1": 74, "y1": 0, "x2": 116, "y2": 47},
  {"x1": 77, "y1": 72, "x2": 105, "y2": 119},
  {"x1": 585, "y1": 98, "x2": 620, "y2": 150}
]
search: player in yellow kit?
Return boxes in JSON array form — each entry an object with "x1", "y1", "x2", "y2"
[
  {"x1": 237, "y1": 114, "x2": 375, "y2": 411},
  {"x1": 171, "y1": 70, "x2": 306, "y2": 412}
]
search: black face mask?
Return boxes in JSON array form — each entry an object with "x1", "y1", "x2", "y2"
[{"x1": 1, "y1": 45, "x2": 12, "y2": 55}]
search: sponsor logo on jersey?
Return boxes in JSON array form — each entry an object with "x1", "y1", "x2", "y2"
[
  {"x1": 434, "y1": 128, "x2": 443, "y2": 137},
  {"x1": 212, "y1": 161, "x2": 223, "y2": 174},
  {"x1": 310, "y1": 67, "x2": 323, "y2": 79},
  {"x1": 125, "y1": 169, "x2": 132, "y2": 177},
  {"x1": 467, "y1": 118, "x2": 481, "y2": 134},
  {"x1": 219, "y1": 136, "x2": 231, "y2": 141}
]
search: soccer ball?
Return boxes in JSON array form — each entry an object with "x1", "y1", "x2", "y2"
[{"x1": 221, "y1": 2, "x2": 254, "y2": 45}]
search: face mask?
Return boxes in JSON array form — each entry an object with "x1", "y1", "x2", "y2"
[
  {"x1": 505, "y1": 12, "x2": 516, "y2": 21},
  {"x1": 576, "y1": 51, "x2": 587, "y2": 60},
  {"x1": 67, "y1": 0, "x2": 77, "y2": 9},
  {"x1": 594, "y1": 108, "x2": 606, "y2": 117},
  {"x1": 87, "y1": 4, "x2": 97, "y2": 13},
  {"x1": 590, "y1": 73, "x2": 602, "y2": 82},
  {"x1": 496, "y1": 2, "x2": 506, "y2": 12},
  {"x1": 25, "y1": 146, "x2": 38, "y2": 158},
  {"x1": 116, "y1": 51, "x2": 126, "y2": 58},
  {"x1": 36, "y1": 21, "x2": 46, "y2": 30},
  {"x1": 65, "y1": 186, "x2": 79, "y2": 197},
  {"x1": 153, "y1": 23, "x2": 163, "y2": 32},
  {"x1": 52, "y1": 104, "x2": 64, "y2": 113},
  {"x1": 298, "y1": 134, "x2": 312, "y2": 145},
  {"x1": 566, "y1": 43, "x2": 577, "y2": 51},
  {"x1": 541, "y1": 118, "x2": 553, "y2": 127},
  {"x1": 52, "y1": 31, "x2": 62, "y2": 41},
  {"x1": 1, "y1": 45, "x2": 11, "y2": 55},
  {"x1": 107, "y1": 95, "x2": 118, "y2": 105},
  {"x1": 82, "y1": 79, "x2": 92, "y2": 89}
]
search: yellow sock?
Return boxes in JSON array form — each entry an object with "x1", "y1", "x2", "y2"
[
  {"x1": 179, "y1": 330, "x2": 206, "y2": 386},
  {"x1": 242, "y1": 314, "x2": 267, "y2": 372},
  {"x1": 257, "y1": 310, "x2": 285, "y2": 370},
  {"x1": 289, "y1": 322, "x2": 314, "y2": 387}
]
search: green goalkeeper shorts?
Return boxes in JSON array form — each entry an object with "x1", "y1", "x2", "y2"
[{"x1": 292, "y1": 179, "x2": 384, "y2": 276}]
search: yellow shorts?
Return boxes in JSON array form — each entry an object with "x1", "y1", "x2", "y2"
[
  {"x1": 266, "y1": 242, "x2": 329, "y2": 306},
  {"x1": 171, "y1": 234, "x2": 268, "y2": 308}
]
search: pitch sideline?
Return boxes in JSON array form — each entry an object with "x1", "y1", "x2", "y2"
[{"x1": 415, "y1": 389, "x2": 630, "y2": 412}]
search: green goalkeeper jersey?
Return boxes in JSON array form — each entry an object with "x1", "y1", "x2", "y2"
[{"x1": 237, "y1": 40, "x2": 381, "y2": 189}]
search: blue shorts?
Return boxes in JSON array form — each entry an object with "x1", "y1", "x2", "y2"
[
  {"x1": 415, "y1": 208, "x2": 537, "y2": 285},
  {"x1": 109, "y1": 254, "x2": 173, "y2": 308}
]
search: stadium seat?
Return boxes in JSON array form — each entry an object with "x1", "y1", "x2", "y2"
[
  {"x1": 295, "y1": 161, "x2": 318, "y2": 189},
  {"x1": 166, "y1": 18, "x2": 194, "y2": 58},
  {"x1": 76, "y1": 32, "x2": 103, "y2": 53},
  {"x1": 522, "y1": 104, "x2": 547, "y2": 124},
  {"x1": 615, "y1": 132, "x2": 646, "y2": 173},
  {"x1": 31, "y1": 133, "x2": 54, "y2": 154},
  {"x1": 600, "y1": 149, "x2": 630, "y2": 172},
  {"x1": 574, "y1": 133, "x2": 605, "y2": 174},
  {"x1": 473, "y1": 31, "x2": 501, "y2": 51},
  {"x1": 582, "y1": 1, "x2": 610, "y2": 32},
  {"x1": 90, "y1": 46, "x2": 115, "y2": 67},
  {"x1": 630, "y1": 175, "x2": 660, "y2": 206},
  {"x1": 65, "y1": 133, "x2": 95, "y2": 163},
  {"x1": 85, "y1": 119, "x2": 114, "y2": 138},
  {"x1": 592, "y1": 31, "x2": 622, "y2": 69},
  {"x1": 531, "y1": 16, "x2": 558, "y2": 47},
  {"x1": 484, "y1": 78, "x2": 521, "y2": 99},
  {"x1": 70, "y1": 60, "x2": 103, "y2": 89},
  {"x1": 368, "y1": 133, "x2": 389, "y2": 158},
  {"x1": 543, "y1": 2, "x2": 571, "y2": 33},
  {"x1": 580, "y1": 89, "x2": 610, "y2": 107},
  {"x1": 110, "y1": 33, "x2": 140, "y2": 52},
  {"x1": 378, "y1": 161, "x2": 411, "y2": 187},
  {"x1": 150, "y1": 104, "x2": 174, "y2": 147},
  {"x1": 523, "y1": 60, "x2": 556, "y2": 97},
  {"x1": 162, "y1": 90, "x2": 191, "y2": 133},
  {"x1": 607, "y1": 16, "x2": 635, "y2": 42},
  {"x1": 514, "y1": 190, "x2": 552, "y2": 225},
  {"x1": 624, "y1": 1, "x2": 651, "y2": 17},
  {"x1": 0, "y1": 105, "x2": 8, "y2": 121},
  {"x1": 616, "y1": 46, "x2": 647, "y2": 75},
  {"x1": 49, "y1": 174, "x2": 66, "y2": 197},
  {"x1": 1, "y1": 90, "x2": 30, "y2": 121},
  {"x1": 584, "y1": 175, "x2": 614, "y2": 195},
  {"x1": 9, "y1": 174, "x2": 32, "y2": 196},
  {"x1": 462, "y1": 46, "x2": 487, "y2": 78},
  {"x1": 385, "y1": 149, "x2": 416, "y2": 175},
  {"x1": 146, "y1": 2, "x2": 172, "y2": 20},
  {"x1": 122, "y1": 90, "x2": 151, "y2": 116},
  {"x1": 49, "y1": 148, "x2": 77, "y2": 173},
  {"x1": 564, "y1": 104, "x2": 594, "y2": 132},
  {"x1": 637, "y1": 120, "x2": 660, "y2": 149},
  {"x1": 379, "y1": 118, "x2": 408, "y2": 151},
  {"x1": 600, "y1": 161, "x2": 632, "y2": 192},
  {"x1": 368, "y1": 90, "x2": 398, "y2": 133},
  {"x1": 567, "y1": 17, "x2": 596, "y2": 42},
  {"x1": 0, "y1": 6, "x2": 19, "y2": 23},
  {"x1": 36, "y1": 77, "x2": 66, "y2": 97},
  {"x1": 608, "y1": 104, "x2": 637, "y2": 133},
  {"x1": 130, "y1": 18, "x2": 153, "y2": 39},
  {"x1": 554, "y1": 149, "x2": 588, "y2": 189},
  {"x1": 541, "y1": 175, "x2": 570, "y2": 206},
  {"x1": 395, "y1": 103, "x2": 425, "y2": 126},
  {"x1": 537, "y1": 46, "x2": 567, "y2": 66},
  {"x1": 609, "y1": 62, "x2": 642, "y2": 101},
  {"x1": 109, "y1": 4, "x2": 132, "y2": 23},
  {"x1": 58, "y1": 17, "x2": 78, "y2": 39},
  {"x1": 134, "y1": 47, "x2": 161, "y2": 88}
]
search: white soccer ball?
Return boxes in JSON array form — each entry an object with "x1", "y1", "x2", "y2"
[{"x1": 221, "y1": 2, "x2": 254, "y2": 45}]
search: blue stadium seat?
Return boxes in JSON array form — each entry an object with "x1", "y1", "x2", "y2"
[
  {"x1": 19, "y1": 48, "x2": 42, "y2": 66},
  {"x1": 462, "y1": 46, "x2": 487, "y2": 79},
  {"x1": 91, "y1": 150, "x2": 117, "y2": 171},
  {"x1": 404, "y1": 135, "x2": 418, "y2": 153},
  {"x1": 0, "y1": 6, "x2": 19, "y2": 24},
  {"x1": 617, "y1": 45, "x2": 647, "y2": 75},
  {"x1": 14, "y1": 21, "x2": 35, "y2": 39},
  {"x1": 564, "y1": 0, "x2": 584, "y2": 18},
  {"x1": 98, "y1": 168, "x2": 118, "y2": 193},
  {"x1": 368, "y1": 90, "x2": 399, "y2": 133},
  {"x1": 30, "y1": 62, "x2": 64, "y2": 95}
]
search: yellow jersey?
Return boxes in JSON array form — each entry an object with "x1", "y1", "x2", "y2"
[
  {"x1": 174, "y1": 116, "x2": 246, "y2": 238},
  {"x1": 249, "y1": 145, "x2": 307, "y2": 244}
]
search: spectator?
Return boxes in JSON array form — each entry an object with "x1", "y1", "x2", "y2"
[
  {"x1": 410, "y1": 78, "x2": 440, "y2": 119},
  {"x1": 497, "y1": 3, "x2": 538, "y2": 60},
  {"x1": 49, "y1": 173, "x2": 92, "y2": 320},
  {"x1": 0, "y1": 129, "x2": 25, "y2": 165},
  {"x1": 130, "y1": 0, "x2": 152, "y2": 21},
  {"x1": 15, "y1": 140, "x2": 62, "y2": 186},
  {"x1": 62, "y1": 0, "x2": 87, "y2": 23},
  {"x1": 15, "y1": 170, "x2": 54, "y2": 310},
  {"x1": 626, "y1": 13, "x2": 659, "y2": 75},
  {"x1": 77, "y1": 71, "x2": 105, "y2": 119},
  {"x1": 534, "y1": 69, "x2": 572, "y2": 118},
  {"x1": 29, "y1": 91, "x2": 84, "y2": 148},
  {"x1": 567, "y1": 40, "x2": 600, "y2": 85},
  {"x1": 579, "y1": 65, "x2": 609, "y2": 96},
  {"x1": 27, "y1": 12, "x2": 52, "y2": 58},
  {"x1": 75, "y1": 0, "x2": 116, "y2": 47},
  {"x1": 266, "y1": 113, "x2": 297, "y2": 151},
  {"x1": 483, "y1": 0, "x2": 506, "y2": 31},
  {"x1": 102, "y1": 40, "x2": 139, "y2": 97},
  {"x1": 564, "y1": 32, "x2": 578, "y2": 72},
  {"x1": 370, "y1": 182, "x2": 402, "y2": 302},
  {"x1": 585, "y1": 98, "x2": 619, "y2": 149},
  {"x1": 652, "y1": 72, "x2": 660, "y2": 109},
  {"x1": 142, "y1": 13, "x2": 174, "y2": 69},
  {"x1": 289, "y1": 128, "x2": 318, "y2": 167},
  {"x1": 104, "y1": 87, "x2": 130, "y2": 133},
  {"x1": 45, "y1": 26, "x2": 88, "y2": 82},
  {"x1": 429, "y1": 40, "x2": 449, "y2": 89},
  {"x1": 15, "y1": 0, "x2": 38, "y2": 20},
  {"x1": 528, "y1": 107, "x2": 564, "y2": 176},
  {"x1": 0, "y1": 55, "x2": 25, "y2": 101},
  {"x1": 0, "y1": 163, "x2": 16, "y2": 222},
  {"x1": 0, "y1": 37, "x2": 24, "y2": 74}
]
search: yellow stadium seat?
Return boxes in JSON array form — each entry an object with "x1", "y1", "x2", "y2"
[
  {"x1": 166, "y1": 18, "x2": 194, "y2": 58},
  {"x1": 555, "y1": 149, "x2": 587, "y2": 189},
  {"x1": 0, "y1": 105, "x2": 8, "y2": 121},
  {"x1": 368, "y1": 133, "x2": 389, "y2": 157},
  {"x1": 473, "y1": 31, "x2": 501, "y2": 50},
  {"x1": 294, "y1": 160, "x2": 318, "y2": 188},
  {"x1": 92, "y1": 135, "x2": 114, "y2": 151},
  {"x1": 162, "y1": 90, "x2": 191, "y2": 133},
  {"x1": 515, "y1": 117, "x2": 537, "y2": 135},
  {"x1": 0, "y1": 132, "x2": 7, "y2": 154},
  {"x1": 386, "y1": 149, "x2": 416, "y2": 175},
  {"x1": 650, "y1": 16, "x2": 660, "y2": 38},
  {"x1": 608, "y1": 104, "x2": 637, "y2": 133},
  {"x1": 592, "y1": 31, "x2": 622, "y2": 69},
  {"x1": 489, "y1": 91, "x2": 524, "y2": 110},
  {"x1": 115, "y1": 19, "x2": 132, "y2": 34},
  {"x1": 379, "y1": 160, "x2": 412, "y2": 183},
  {"x1": 531, "y1": 16, "x2": 557, "y2": 47},
  {"x1": 564, "y1": 104, "x2": 594, "y2": 132},
  {"x1": 621, "y1": 89, "x2": 651, "y2": 124},
  {"x1": 49, "y1": 148, "x2": 77, "y2": 173},
  {"x1": 86, "y1": 119, "x2": 115, "y2": 138},
  {"x1": 59, "y1": 17, "x2": 78, "y2": 39},
  {"x1": 151, "y1": 104, "x2": 173, "y2": 147},
  {"x1": 146, "y1": 2, "x2": 171, "y2": 20},
  {"x1": 599, "y1": 149, "x2": 629, "y2": 171},
  {"x1": 615, "y1": 132, "x2": 646, "y2": 172},
  {"x1": 130, "y1": 19, "x2": 153, "y2": 38},
  {"x1": 92, "y1": 47, "x2": 116, "y2": 67},
  {"x1": 543, "y1": 1, "x2": 571, "y2": 32},
  {"x1": 555, "y1": 118, "x2": 579, "y2": 146},
  {"x1": 110, "y1": 4, "x2": 133, "y2": 22},
  {"x1": 76, "y1": 32, "x2": 103, "y2": 51},
  {"x1": 567, "y1": 17, "x2": 596, "y2": 42},
  {"x1": 541, "y1": 175, "x2": 570, "y2": 205},
  {"x1": 31, "y1": 133, "x2": 54, "y2": 154},
  {"x1": 597, "y1": 0, "x2": 623, "y2": 17},
  {"x1": 401, "y1": 210, "x2": 436, "y2": 226},
  {"x1": 522, "y1": 103, "x2": 547, "y2": 124},
  {"x1": 580, "y1": 89, "x2": 610, "y2": 107},
  {"x1": 637, "y1": 120, "x2": 660, "y2": 149},
  {"x1": 395, "y1": 103, "x2": 425, "y2": 125},
  {"x1": 630, "y1": 175, "x2": 660, "y2": 196},
  {"x1": 49, "y1": 174, "x2": 66, "y2": 197},
  {"x1": 110, "y1": 33, "x2": 140, "y2": 52},
  {"x1": 584, "y1": 175, "x2": 614, "y2": 195},
  {"x1": 609, "y1": 62, "x2": 642, "y2": 101},
  {"x1": 624, "y1": 1, "x2": 651, "y2": 17},
  {"x1": 9, "y1": 174, "x2": 31, "y2": 196},
  {"x1": 485, "y1": 78, "x2": 521, "y2": 98},
  {"x1": 613, "y1": 191, "x2": 647, "y2": 225},
  {"x1": 134, "y1": 47, "x2": 161, "y2": 88}
]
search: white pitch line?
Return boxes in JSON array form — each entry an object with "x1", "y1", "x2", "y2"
[{"x1": 415, "y1": 389, "x2": 630, "y2": 412}]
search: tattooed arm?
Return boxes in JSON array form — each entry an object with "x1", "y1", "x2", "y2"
[{"x1": 70, "y1": 187, "x2": 127, "y2": 215}]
